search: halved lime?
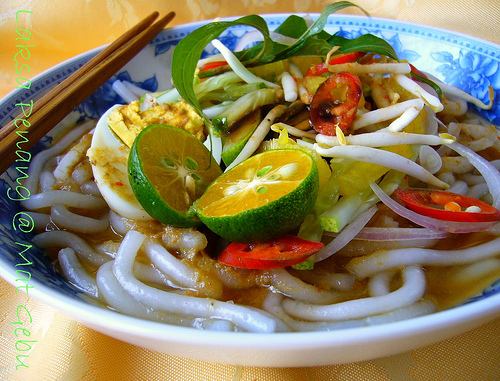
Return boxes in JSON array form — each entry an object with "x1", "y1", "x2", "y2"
[
  {"x1": 196, "y1": 148, "x2": 319, "y2": 242},
  {"x1": 128, "y1": 124, "x2": 222, "y2": 227}
]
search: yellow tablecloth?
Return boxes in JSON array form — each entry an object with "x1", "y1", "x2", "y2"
[{"x1": 0, "y1": 1, "x2": 499, "y2": 379}]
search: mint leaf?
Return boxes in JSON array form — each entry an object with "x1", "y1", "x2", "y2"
[
  {"x1": 274, "y1": 1, "x2": 369, "y2": 60},
  {"x1": 171, "y1": 15, "x2": 274, "y2": 118},
  {"x1": 328, "y1": 34, "x2": 399, "y2": 60}
]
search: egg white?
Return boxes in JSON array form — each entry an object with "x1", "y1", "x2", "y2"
[{"x1": 87, "y1": 105, "x2": 153, "y2": 221}]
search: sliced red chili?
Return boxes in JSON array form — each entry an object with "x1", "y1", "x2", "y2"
[
  {"x1": 395, "y1": 188, "x2": 500, "y2": 222},
  {"x1": 200, "y1": 60, "x2": 228, "y2": 71},
  {"x1": 218, "y1": 235, "x2": 324, "y2": 269},
  {"x1": 409, "y1": 63, "x2": 427, "y2": 79},
  {"x1": 310, "y1": 72, "x2": 362, "y2": 136},
  {"x1": 305, "y1": 52, "x2": 365, "y2": 77}
]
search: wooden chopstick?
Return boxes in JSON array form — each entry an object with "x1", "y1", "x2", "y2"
[
  {"x1": 0, "y1": 11, "x2": 175, "y2": 175},
  {"x1": 0, "y1": 11, "x2": 160, "y2": 143}
]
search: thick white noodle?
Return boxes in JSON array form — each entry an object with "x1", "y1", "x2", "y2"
[
  {"x1": 196, "y1": 319, "x2": 237, "y2": 332},
  {"x1": 112, "y1": 230, "x2": 277, "y2": 333},
  {"x1": 24, "y1": 211, "x2": 51, "y2": 230},
  {"x1": 143, "y1": 239, "x2": 223, "y2": 299},
  {"x1": 23, "y1": 120, "x2": 95, "y2": 195},
  {"x1": 467, "y1": 182, "x2": 489, "y2": 200},
  {"x1": 33, "y1": 230, "x2": 111, "y2": 266},
  {"x1": 295, "y1": 271, "x2": 356, "y2": 292},
  {"x1": 71, "y1": 161, "x2": 94, "y2": 185},
  {"x1": 364, "y1": 300, "x2": 436, "y2": 326},
  {"x1": 459, "y1": 173, "x2": 487, "y2": 186},
  {"x1": 22, "y1": 190, "x2": 107, "y2": 210},
  {"x1": 440, "y1": 156, "x2": 474, "y2": 174},
  {"x1": 347, "y1": 237, "x2": 500, "y2": 279},
  {"x1": 446, "y1": 258, "x2": 500, "y2": 285},
  {"x1": 50, "y1": 204, "x2": 109, "y2": 234},
  {"x1": 39, "y1": 170, "x2": 56, "y2": 192},
  {"x1": 267, "y1": 268, "x2": 344, "y2": 305},
  {"x1": 132, "y1": 262, "x2": 175, "y2": 287},
  {"x1": 53, "y1": 134, "x2": 92, "y2": 182},
  {"x1": 368, "y1": 270, "x2": 397, "y2": 297},
  {"x1": 447, "y1": 180, "x2": 469, "y2": 195},
  {"x1": 437, "y1": 171, "x2": 456, "y2": 186},
  {"x1": 80, "y1": 181, "x2": 101, "y2": 196},
  {"x1": 161, "y1": 228, "x2": 208, "y2": 257},
  {"x1": 58, "y1": 248, "x2": 98, "y2": 298},
  {"x1": 97, "y1": 261, "x2": 163, "y2": 318},
  {"x1": 96, "y1": 262, "x2": 195, "y2": 327},
  {"x1": 109, "y1": 210, "x2": 131, "y2": 235},
  {"x1": 263, "y1": 293, "x2": 354, "y2": 331},
  {"x1": 263, "y1": 293, "x2": 435, "y2": 331},
  {"x1": 281, "y1": 266, "x2": 427, "y2": 321}
]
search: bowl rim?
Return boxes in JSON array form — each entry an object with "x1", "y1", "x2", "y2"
[
  {"x1": 1, "y1": 12, "x2": 499, "y2": 364},
  {"x1": 1, "y1": 260, "x2": 499, "y2": 346}
]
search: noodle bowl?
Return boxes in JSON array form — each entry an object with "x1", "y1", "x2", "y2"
[{"x1": 0, "y1": 14, "x2": 499, "y2": 366}]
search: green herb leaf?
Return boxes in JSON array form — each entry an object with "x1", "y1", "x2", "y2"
[
  {"x1": 273, "y1": 14, "x2": 308, "y2": 38},
  {"x1": 274, "y1": 1, "x2": 369, "y2": 61},
  {"x1": 171, "y1": 15, "x2": 274, "y2": 119},
  {"x1": 411, "y1": 70, "x2": 443, "y2": 100},
  {"x1": 328, "y1": 33, "x2": 399, "y2": 61},
  {"x1": 291, "y1": 36, "x2": 335, "y2": 57}
]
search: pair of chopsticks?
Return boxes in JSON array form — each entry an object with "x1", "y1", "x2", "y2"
[{"x1": 0, "y1": 11, "x2": 175, "y2": 175}]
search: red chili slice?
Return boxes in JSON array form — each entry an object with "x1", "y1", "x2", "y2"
[
  {"x1": 218, "y1": 235, "x2": 324, "y2": 269},
  {"x1": 200, "y1": 60, "x2": 228, "y2": 71},
  {"x1": 305, "y1": 52, "x2": 365, "y2": 77},
  {"x1": 395, "y1": 188, "x2": 500, "y2": 223},
  {"x1": 310, "y1": 72, "x2": 362, "y2": 136},
  {"x1": 409, "y1": 64, "x2": 427, "y2": 79}
]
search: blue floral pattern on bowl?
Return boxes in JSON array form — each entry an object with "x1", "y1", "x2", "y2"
[{"x1": 0, "y1": 15, "x2": 499, "y2": 311}]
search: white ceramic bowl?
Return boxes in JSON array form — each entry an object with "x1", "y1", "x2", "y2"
[{"x1": 1, "y1": 14, "x2": 499, "y2": 367}]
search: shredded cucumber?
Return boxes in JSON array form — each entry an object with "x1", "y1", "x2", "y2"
[
  {"x1": 320, "y1": 167, "x2": 408, "y2": 233},
  {"x1": 211, "y1": 88, "x2": 283, "y2": 136}
]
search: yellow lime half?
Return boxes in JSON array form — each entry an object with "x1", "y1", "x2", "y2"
[{"x1": 196, "y1": 148, "x2": 319, "y2": 242}]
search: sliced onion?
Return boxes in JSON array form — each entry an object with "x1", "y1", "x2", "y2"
[
  {"x1": 369, "y1": 182, "x2": 498, "y2": 233},
  {"x1": 449, "y1": 142, "x2": 500, "y2": 209},
  {"x1": 350, "y1": 227, "x2": 449, "y2": 241},
  {"x1": 314, "y1": 206, "x2": 377, "y2": 262}
]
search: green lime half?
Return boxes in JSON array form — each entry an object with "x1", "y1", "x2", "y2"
[{"x1": 128, "y1": 124, "x2": 222, "y2": 227}]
